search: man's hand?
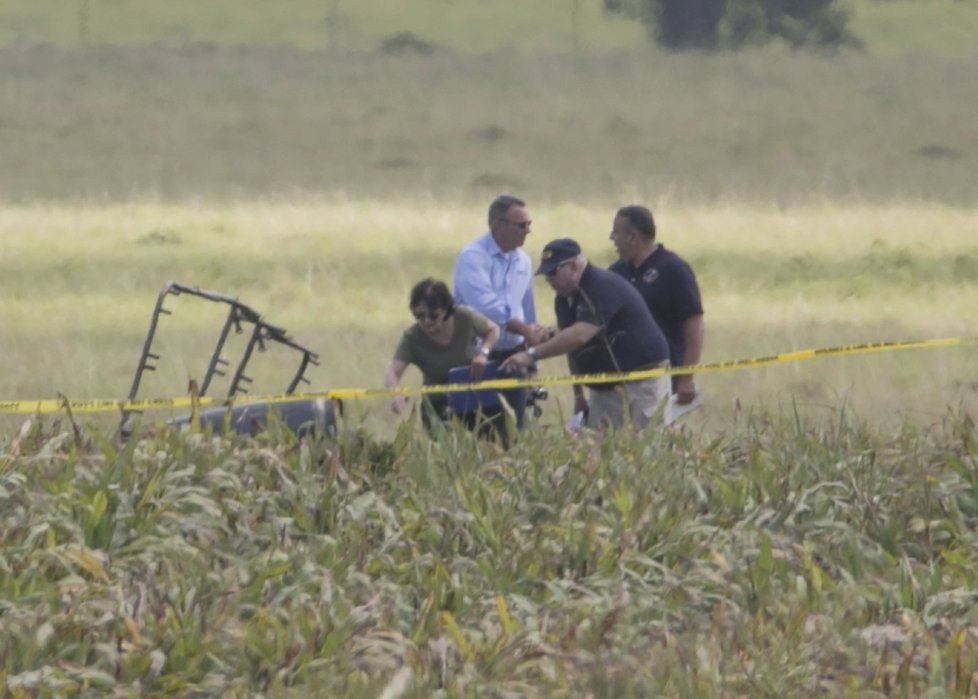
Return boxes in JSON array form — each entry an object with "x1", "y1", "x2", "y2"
[
  {"x1": 499, "y1": 351, "x2": 533, "y2": 374},
  {"x1": 524, "y1": 324, "x2": 551, "y2": 347},
  {"x1": 469, "y1": 352, "x2": 489, "y2": 381}
]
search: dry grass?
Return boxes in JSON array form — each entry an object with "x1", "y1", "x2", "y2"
[
  {"x1": 4, "y1": 0, "x2": 978, "y2": 56},
  {"x1": 1, "y1": 46, "x2": 976, "y2": 206},
  {"x1": 2, "y1": 199, "x2": 976, "y2": 437}
]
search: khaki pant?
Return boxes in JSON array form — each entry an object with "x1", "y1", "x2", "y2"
[{"x1": 585, "y1": 374, "x2": 670, "y2": 431}]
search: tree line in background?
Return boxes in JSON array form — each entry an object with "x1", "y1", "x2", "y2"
[{"x1": 605, "y1": 0, "x2": 859, "y2": 50}]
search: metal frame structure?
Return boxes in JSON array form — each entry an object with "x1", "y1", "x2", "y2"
[
  {"x1": 122, "y1": 280, "x2": 535, "y2": 438},
  {"x1": 123, "y1": 281, "x2": 321, "y2": 432}
]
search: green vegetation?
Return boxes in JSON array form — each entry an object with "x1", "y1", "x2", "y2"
[
  {"x1": 2, "y1": 2, "x2": 975, "y2": 206},
  {"x1": 1, "y1": 2, "x2": 976, "y2": 696},
  {"x1": 1, "y1": 47, "x2": 976, "y2": 205},
  {"x1": 2, "y1": 201, "x2": 976, "y2": 439},
  {"x1": 3, "y1": 407, "x2": 978, "y2": 696},
  {"x1": 3, "y1": 0, "x2": 978, "y2": 56},
  {"x1": 604, "y1": 0, "x2": 858, "y2": 50},
  {"x1": 0, "y1": 0, "x2": 644, "y2": 53},
  {"x1": 845, "y1": 0, "x2": 978, "y2": 57}
]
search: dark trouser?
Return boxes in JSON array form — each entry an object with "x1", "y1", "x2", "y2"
[
  {"x1": 420, "y1": 345, "x2": 528, "y2": 448},
  {"x1": 421, "y1": 395, "x2": 450, "y2": 434},
  {"x1": 422, "y1": 394, "x2": 513, "y2": 447}
]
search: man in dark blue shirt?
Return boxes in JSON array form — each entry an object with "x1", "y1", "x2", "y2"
[
  {"x1": 609, "y1": 206, "x2": 704, "y2": 405},
  {"x1": 500, "y1": 239, "x2": 671, "y2": 431}
]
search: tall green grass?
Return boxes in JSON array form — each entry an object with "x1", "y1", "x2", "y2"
[
  {"x1": 2, "y1": 2, "x2": 976, "y2": 695},
  {"x1": 2, "y1": 407, "x2": 978, "y2": 696}
]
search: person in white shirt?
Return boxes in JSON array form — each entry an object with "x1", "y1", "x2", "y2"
[{"x1": 452, "y1": 194, "x2": 547, "y2": 429}]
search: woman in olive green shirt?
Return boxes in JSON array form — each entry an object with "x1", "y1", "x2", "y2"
[{"x1": 384, "y1": 278, "x2": 499, "y2": 427}]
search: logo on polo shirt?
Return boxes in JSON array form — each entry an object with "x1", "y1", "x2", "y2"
[{"x1": 642, "y1": 268, "x2": 659, "y2": 284}]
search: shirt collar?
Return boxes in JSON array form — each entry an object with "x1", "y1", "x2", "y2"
[
  {"x1": 483, "y1": 230, "x2": 513, "y2": 258},
  {"x1": 633, "y1": 244, "x2": 663, "y2": 273},
  {"x1": 569, "y1": 262, "x2": 594, "y2": 299}
]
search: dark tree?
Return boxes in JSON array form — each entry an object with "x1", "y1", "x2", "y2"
[
  {"x1": 604, "y1": 0, "x2": 859, "y2": 50},
  {"x1": 657, "y1": 0, "x2": 724, "y2": 49}
]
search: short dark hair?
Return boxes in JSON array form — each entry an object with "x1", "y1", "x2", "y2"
[
  {"x1": 616, "y1": 205, "x2": 656, "y2": 242},
  {"x1": 409, "y1": 278, "x2": 455, "y2": 317},
  {"x1": 488, "y1": 194, "x2": 526, "y2": 226}
]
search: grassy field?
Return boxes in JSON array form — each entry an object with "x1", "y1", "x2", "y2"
[
  {"x1": 3, "y1": 0, "x2": 978, "y2": 57},
  {"x1": 2, "y1": 199, "x2": 976, "y2": 439},
  {"x1": 2, "y1": 46, "x2": 976, "y2": 206},
  {"x1": 2, "y1": 2, "x2": 978, "y2": 696},
  {"x1": 0, "y1": 0, "x2": 645, "y2": 53},
  {"x1": 2, "y1": 0, "x2": 972, "y2": 436},
  {"x1": 3, "y1": 388, "x2": 978, "y2": 696}
]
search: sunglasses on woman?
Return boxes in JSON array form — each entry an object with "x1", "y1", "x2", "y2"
[{"x1": 413, "y1": 309, "x2": 445, "y2": 322}]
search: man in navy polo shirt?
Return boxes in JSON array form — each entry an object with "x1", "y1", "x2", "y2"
[
  {"x1": 500, "y1": 238, "x2": 671, "y2": 431},
  {"x1": 609, "y1": 205, "x2": 704, "y2": 405}
]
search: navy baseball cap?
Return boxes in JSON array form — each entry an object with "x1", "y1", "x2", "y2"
[{"x1": 535, "y1": 238, "x2": 581, "y2": 275}]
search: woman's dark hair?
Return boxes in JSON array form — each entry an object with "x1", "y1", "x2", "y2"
[{"x1": 409, "y1": 278, "x2": 455, "y2": 317}]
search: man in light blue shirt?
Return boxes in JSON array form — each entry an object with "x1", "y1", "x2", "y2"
[{"x1": 453, "y1": 194, "x2": 545, "y2": 429}]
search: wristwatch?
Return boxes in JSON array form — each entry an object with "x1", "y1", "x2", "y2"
[
  {"x1": 480, "y1": 346, "x2": 491, "y2": 357},
  {"x1": 527, "y1": 346, "x2": 537, "y2": 359}
]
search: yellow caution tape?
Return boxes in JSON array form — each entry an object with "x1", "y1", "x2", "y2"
[{"x1": 1, "y1": 335, "x2": 975, "y2": 416}]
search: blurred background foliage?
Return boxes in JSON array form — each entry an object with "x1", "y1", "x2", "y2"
[
  {"x1": 1, "y1": 0, "x2": 976, "y2": 56},
  {"x1": 604, "y1": 0, "x2": 859, "y2": 50}
]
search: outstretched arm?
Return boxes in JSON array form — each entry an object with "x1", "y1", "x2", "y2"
[
  {"x1": 507, "y1": 282, "x2": 539, "y2": 340},
  {"x1": 498, "y1": 321, "x2": 600, "y2": 373},
  {"x1": 470, "y1": 320, "x2": 501, "y2": 381},
  {"x1": 384, "y1": 359, "x2": 410, "y2": 414}
]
